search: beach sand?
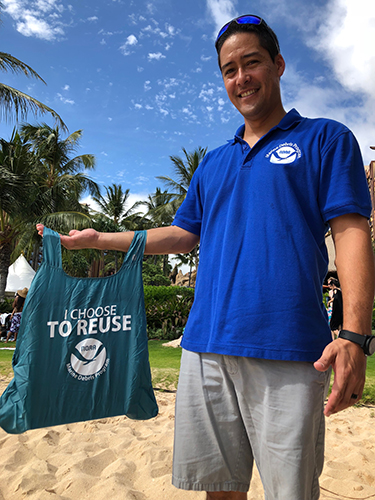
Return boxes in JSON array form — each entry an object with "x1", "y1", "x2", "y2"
[{"x1": 1, "y1": 376, "x2": 375, "y2": 500}]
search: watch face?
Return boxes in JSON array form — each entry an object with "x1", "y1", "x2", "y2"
[{"x1": 368, "y1": 337, "x2": 375, "y2": 356}]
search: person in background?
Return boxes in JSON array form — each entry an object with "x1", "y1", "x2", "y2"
[
  {"x1": 328, "y1": 278, "x2": 343, "y2": 337},
  {"x1": 37, "y1": 13, "x2": 375, "y2": 500},
  {"x1": 4, "y1": 288, "x2": 28, "y2": 343}
]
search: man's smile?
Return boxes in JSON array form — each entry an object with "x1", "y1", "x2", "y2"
[{"x1": 239, "y1": 89, "x2": 258, "y2": 98}]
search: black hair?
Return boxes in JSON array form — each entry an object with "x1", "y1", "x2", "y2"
[
  {"x1": 216, "y1": 21, "x2": 280, "y2": 69},
  {"x1": 13, "y1": 294, "x2": 25, "y2": 312},
  {"x1": 328, "y1": 278, "x2": 340, "y2": 287}
]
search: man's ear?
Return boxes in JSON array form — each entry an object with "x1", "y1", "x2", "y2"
[{"x1": 275, "y1": 54, "x2": 286, "y2": 77}]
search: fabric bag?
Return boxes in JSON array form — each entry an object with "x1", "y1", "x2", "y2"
[{"x1": 0, "y1": 228, "x2": 158, "y2": 434}]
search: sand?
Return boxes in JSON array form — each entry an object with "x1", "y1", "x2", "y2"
[{"x1": 0, "y1": 376, "x2": 375, "y2": 500}]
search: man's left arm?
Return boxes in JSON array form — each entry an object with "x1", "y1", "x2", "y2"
[{"x1": 314, "y1": 213, "x2": 375, "y2": 416}]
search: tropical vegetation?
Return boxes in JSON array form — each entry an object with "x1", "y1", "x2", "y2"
[
  {"x1": 0, "y1": 118, "x2": 205, "y2": 297},
  {"x1": 0, "y1": 124, "x2": 100, "y2": 299},
  {"x1": 0, "y1": 2, "x2": 65, "y2": 129}
]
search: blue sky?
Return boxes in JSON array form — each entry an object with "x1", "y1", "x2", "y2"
[{"x1": 1, "y1": 0, "x2": 375, "y2": 214}]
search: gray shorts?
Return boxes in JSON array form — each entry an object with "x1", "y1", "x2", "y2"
[{"x1": 172, "y1": 349, "x2": 331, "y2": 500}]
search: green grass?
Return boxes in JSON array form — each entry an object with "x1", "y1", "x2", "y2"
[
  {"x1": 2, "y1": 340, "x2": 375, "y2": 403},
  {"x1": 148, "y1": 339, "x2": 181, "y2": 391},
  {"x1": 358, "y1": 355, "x2": 375, "y2": 405},
  {"x1": 0, "y1": 340, "x2": 182, "y2": 390},
  {"x1": 0, "y1": 342, "x2": 16, "y2": 378}
]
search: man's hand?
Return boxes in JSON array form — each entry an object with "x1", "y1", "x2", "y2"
[
  {"x1": 36, "y1": 223, "x2": 100, "y2": 250},
  {"x1": 314, "y1": 338, "x2": 366, "y2": 416}
]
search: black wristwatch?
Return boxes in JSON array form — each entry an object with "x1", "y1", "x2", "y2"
[{"x1": 338, "y1": 330, "x2": 375, "y2": 356}]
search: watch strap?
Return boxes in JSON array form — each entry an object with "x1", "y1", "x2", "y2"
[{"x1": 338, "y1": 329, "x2": 372, "y2": 355}]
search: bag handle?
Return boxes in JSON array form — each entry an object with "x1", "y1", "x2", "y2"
[
  {"x1": 42, "y1": 227, "x2": 63, "y2": 268},
  {"x1": 42, "y1": 228, "x2": 147, "y2": 269},
  {"x1": 123, "y1": 230, "x2": 147, "y2": 265}
]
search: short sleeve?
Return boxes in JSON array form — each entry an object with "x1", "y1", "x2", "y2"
[
  {"x1": 318, "y1": 130, "x2": 371, "y2": 223},
  {"x1": 172, "y1": 162, "x2": 204, "y2": 236}
]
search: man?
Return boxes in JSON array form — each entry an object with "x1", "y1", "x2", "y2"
[{"x1": 37, "y1": 14, "x2": 375, "y2": 500}]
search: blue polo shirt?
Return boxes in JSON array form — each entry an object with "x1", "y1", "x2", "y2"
[{"x1": 172, "y1": 109, "x2": 371, "y2": 362}]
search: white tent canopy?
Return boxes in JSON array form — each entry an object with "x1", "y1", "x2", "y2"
[{"x1": 5, "y1": 255, "x2": 36, "y2": 293}]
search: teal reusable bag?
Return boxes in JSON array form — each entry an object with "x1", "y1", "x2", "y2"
[{"x1": 0, "y1": 228, "x2": 158, "y2": 434}]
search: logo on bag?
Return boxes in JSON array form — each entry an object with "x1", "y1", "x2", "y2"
[
  {"x1": 266, "y1": 143, "x2": 302, "y2": 164},
  {"x1": 67, "y1": 339, "x2": 109, "y2": 381}
]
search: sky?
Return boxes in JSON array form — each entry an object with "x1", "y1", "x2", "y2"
[{"x1": 1, "y1": 0, "x2": 375, "y2": 213}]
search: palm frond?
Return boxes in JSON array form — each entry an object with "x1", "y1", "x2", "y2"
[
  {"x1": 0, "y1": 52, "x2": 47, "y2": 82},
  {"x1": 0, "y1": 83, "x2": 67, "y2": 131}
]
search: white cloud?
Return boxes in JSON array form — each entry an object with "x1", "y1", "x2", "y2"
[
  {"x1": 311, "y1": 0, "x2": 375, "y2": 100},
  {"x1": 57, "y1": 93, "x2": 74, "y2": 105},
  {"x1": 17, "y1": 13, "x2": 64, "y2": 39},
  {"x1": 3, "y1": 0, "x2": 65, "y2": 40},
  {"x1": 281, "y1": 62, "x2": 375, "y2": 164},
  {"x1": 35, "y1": 0, "x2": 62, "y2": 13},
  {"x1": 166, "y1": 24, "x2": 175, "y2": 36},
  {"x1": 87, "y1": 16, "x2": 98, "y2": 22},
  {"x1": 135, "y1": 176, "x2": 149, "y2": 184},
  {"x1": 206, "y1": 0, "x2": 237, "y2": 38},
  {"x1": 126, "y1": 34, "x2": 138, "y2": 46},
  {"x1": 119, "y1": 34, "x2": 138, "y2": 55},
  {"x1": 62, "y1": 84, "x2": 70, "y2": 91},
  {"x1": 290, "y1": 0, "x2": 375, "y2": 162},
  {"x1": 81, "y1": 192, "x2": 149, "y2": 216},
  {"x1": 199, "y1": 86, "x2": 215, "y2": 102},
  {"x1": 148, "y1": 52, "x2": 166, "y2": 61}
]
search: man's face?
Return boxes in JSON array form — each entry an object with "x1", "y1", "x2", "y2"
[{"x1": 219, "y1": 32, "x2": 285, "y2": 124}]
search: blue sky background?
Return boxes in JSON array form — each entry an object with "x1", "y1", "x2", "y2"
[{"x1": 1, "y1": 0, "x2": 375, "y2": 213}]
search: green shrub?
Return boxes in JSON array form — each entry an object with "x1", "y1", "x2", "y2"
[
  {"x1": 144, "y1": 285, "x2": 194, "y2": 307},
  {"x1": 142, "y1": 261, "x2": 171, "y2": 286},
  {"x1": 0, "y1": 298, "x2": 14, "y2": 314},
  {"x1": 144, "y1": 287, "x2": 194, "y2": 340}
]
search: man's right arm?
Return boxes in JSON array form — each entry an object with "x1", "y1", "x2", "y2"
[{"x1": 36, "y1": 224, "x2": 199, "y2": 256}]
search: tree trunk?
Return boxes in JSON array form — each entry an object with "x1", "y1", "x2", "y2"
[
  {"x1": 0, "y1": 240, "x2": 12, "y2": 301},
  {"x1": 163, "y1": 254, "x2": 169, "y2": 276},
  {"x1": 194, "y1": 245, "x2": 199, "y2": 270},
  {"x1": 32, "y1": 242, "x2": 40, "y2": 271},
  {"x1": 114, "y1": 250, "x2": 118, "y2": 273}
]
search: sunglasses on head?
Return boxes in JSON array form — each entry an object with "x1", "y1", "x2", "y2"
[{"x1": 215, "y1": 15, "x2": 280, "y2": 53}]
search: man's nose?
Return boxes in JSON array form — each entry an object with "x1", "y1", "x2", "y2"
[{"x1": 237, "y1": 67, "x2": 250, "y2": 85}]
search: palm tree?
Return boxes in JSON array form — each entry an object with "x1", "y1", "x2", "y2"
[
  {"x1": 172, "y1": 249, "x2": 199, "y2": 287},
  {"x1": 20, "y1": 123, "x2": 99, "y2": 215},
  {"x1": 18, "y1": 124, "x2": 98, "y2": 278},
  {"x1": 136, "y1": 187, "x2": 178, "y2": 276},
  {"x1": 93, "y1": 184, "x2": 131, "y2": 226},
  {"x1": 0, "y1": 130, "x2": 38, "y2": 299},
  {"x1": 136, "y1": 187, "x2": 177, "y2": 228},
  {"x1": 156, "y1": 146, "x2": 207, "y2": 208},
  {"x1": 0, "y1": 3, "x2": 66, "y2": 129},
  {"x1": 92, "y1": 184, "x2": 138, "y2": 273},
  {"x1": 157, "y1": 146, "x2": 207, "y2": 274}
]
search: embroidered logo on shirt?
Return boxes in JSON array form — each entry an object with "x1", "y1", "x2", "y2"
[{"x1": 266, "y1": 143, "x2": 302, "y2": 164}]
